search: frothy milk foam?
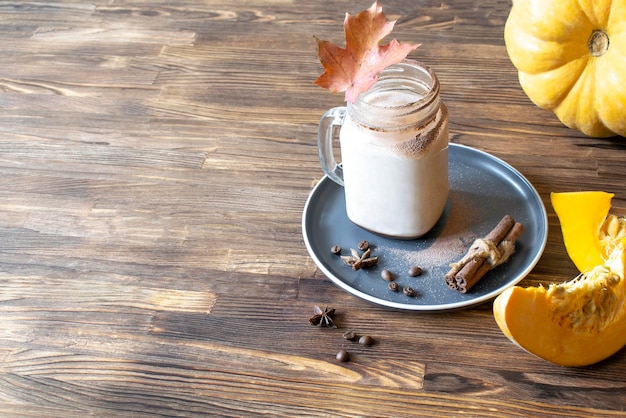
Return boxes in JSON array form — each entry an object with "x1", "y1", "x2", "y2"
[{"x1": 340, "y1": 89, "x2": 449, "y2": 238}]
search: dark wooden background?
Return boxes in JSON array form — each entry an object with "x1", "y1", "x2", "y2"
[{"x1": 1, "y1": 1, "x2": 625, "y2": 416}]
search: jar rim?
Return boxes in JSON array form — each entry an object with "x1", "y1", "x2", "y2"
[
  {"x1": 347, "y1": 59, "x2": 441, "y2": 130},
  {"x1": 353, "y1": 59, "x2": 439, "y2": 110}
]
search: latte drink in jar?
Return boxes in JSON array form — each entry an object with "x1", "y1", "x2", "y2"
[{"x1": 318, "y1": 60, "x2": 449, "y2": 238}]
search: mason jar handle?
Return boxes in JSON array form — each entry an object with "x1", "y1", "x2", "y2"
[{"x1": 318, "y1": 107, "x2": 346, "y2": 186}]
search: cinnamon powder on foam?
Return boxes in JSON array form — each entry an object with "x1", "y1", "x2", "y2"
[{"x1": 393, "y1": 103, "x2": 448, "y2": 159}]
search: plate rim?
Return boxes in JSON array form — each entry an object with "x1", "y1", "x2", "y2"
[{"x1": 302, "y1": 143, "x2": 548, "y2": 311}]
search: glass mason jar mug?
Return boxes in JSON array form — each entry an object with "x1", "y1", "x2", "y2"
[{"x1": 318, "y1": 60, "x2": 449, "y2": 238}]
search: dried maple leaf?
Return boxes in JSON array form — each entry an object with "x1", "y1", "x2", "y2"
[{"x1": 314, "y1": 1, "x2": 420, "y2": 103}]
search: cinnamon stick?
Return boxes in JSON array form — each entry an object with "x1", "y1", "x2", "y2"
[
  {"x1": 456, "y1": 261, "x2": 491, "y2": 294},
  {"x1": 484, "y1": 214, "x2": 516, "y2": 244},
  {"x1": 455, "y1": 258, "x2": 486, "y2": 291},
  {"x1": 456, "y1": 221, "x2": 525, "y2": 293},
  {"x1": 445, "y1": 215, "x2": 524, "y2": 293},
  {"x1": 445, "y1": 215, "x2": 515, "y2": 280},
  {"x1": 444, "y1": 274, "x2": 458, "y2": 290}
]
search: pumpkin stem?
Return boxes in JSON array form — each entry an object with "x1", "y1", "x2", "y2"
[{"x1": 588, "y1": 30, "x2": 609, "y2": 57}]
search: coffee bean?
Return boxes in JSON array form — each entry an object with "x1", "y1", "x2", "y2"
[
  {"x1": 403, "y1": 286, "x2": 416, "y2": 297},
  {"x1": 388, "y1": 281, "x2": 399, "y2": 292},
  {"x1": 357, "y1": 240, "x2": 369, "y2": 251},
  {"x1": 408, "y1": 266, "x2": 423, "y2": 277},
  {"x1": 343, "y1": 330, "x2": 357, "y2": 341},
  {"x1": 330, "y1": 245, "x2": 342, "y2": 255},
  {"x1": 358, "y1": 335, "x2": 374, "y2": 346},
  {"x1": 380, "y1": 269, "x2": 394, "y2": 281},
  {"x1": 336, "y1": 349, "x2": 350, "y2": 362}
]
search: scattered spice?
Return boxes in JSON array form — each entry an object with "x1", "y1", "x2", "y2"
[
  {"x1": 306, "y1": 304, "x2": 379, "y2": 363},
  {"x1": 309, "y1": 305, "x2": 337, "y2": 328},
  {"x1": 341, "y1": 247, "x2": 378, "y2": 270},
  {"x1": 374, "y1": 190, "x2": 480, "y2": 280}
]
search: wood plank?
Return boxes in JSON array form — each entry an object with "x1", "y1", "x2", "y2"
[{"x1": 1, "y1": 0, "x2": 626, "y2": 415}]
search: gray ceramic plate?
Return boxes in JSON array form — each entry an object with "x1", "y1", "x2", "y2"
[{"x1": 302, "y1": 143, "x2": 548, "y2": 311}]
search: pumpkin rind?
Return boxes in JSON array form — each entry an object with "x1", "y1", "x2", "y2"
[{"x1": 505, "y1": 0, "x2": 626, "y2": 137}]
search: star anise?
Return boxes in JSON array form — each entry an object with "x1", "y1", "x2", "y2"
[
  {"x1": 341, "y1": 248, "x2": 378, "y2": 270},
  {"x1": 309, "y1": 305, "x2": 337, "y2": 328}
]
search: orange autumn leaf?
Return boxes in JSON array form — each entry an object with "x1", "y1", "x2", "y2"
[{"x1": 314, "y1": 1, "x2": 420, "y2": 103}]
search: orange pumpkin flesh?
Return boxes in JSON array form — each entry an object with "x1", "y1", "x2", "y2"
[
  {"x1": 494, "y1": 259, "x2": 626, "y2": 367},
  {"x1": 494, "y1": 191, "x2": 626, "y2": 366}
]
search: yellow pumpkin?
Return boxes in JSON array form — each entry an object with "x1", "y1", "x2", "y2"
[
  {"x1": 494, "y1": 191, "x2": 626, "y2": 366},
  {"x1": 504, "y1": 0, "x2": 626, "y2": 137}
]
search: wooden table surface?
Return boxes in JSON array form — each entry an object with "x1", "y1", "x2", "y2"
[{"x1": 2, "y1": 1, "x2": 626, "y2": 416}]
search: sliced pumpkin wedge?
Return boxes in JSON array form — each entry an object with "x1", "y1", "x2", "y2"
[
  {"x1": 494, "y1": 245, "x2": 626, "y2": 367},
  {"x1": 551, "y1": 191, "x2": 614, "y2": 273},
  {"x1": 495, "y1": 191, "x2": 626, "y2": 366}
]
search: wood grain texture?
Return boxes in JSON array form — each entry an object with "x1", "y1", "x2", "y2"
[{"x1": 1, "y1": 0, "x2": 626, "y2": 416}]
